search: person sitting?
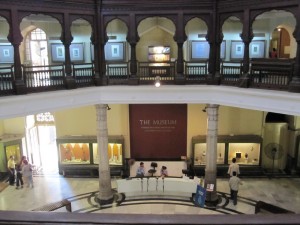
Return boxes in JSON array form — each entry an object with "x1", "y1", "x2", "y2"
[
  {"x1": 160, "y1": 166, "x2": 168, "y2": 178},
  {"x1": 136, "y1": 162, "x2": 145, "y2": 177}
]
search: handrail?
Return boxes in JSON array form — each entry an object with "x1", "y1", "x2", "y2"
[{"x1": 0, "y1": 210, "x2": 300, "y2": 224}]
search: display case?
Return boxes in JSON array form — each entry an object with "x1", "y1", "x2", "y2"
[
  {"x1": 57, "y1": 135, "x2": 124, "y2": 177},
  {"x1": 192, "y1": 135, "x2": 263, "y2": 176},
  {"x1": 0, "y1": 135, "x2": 24, "y2": 180}
]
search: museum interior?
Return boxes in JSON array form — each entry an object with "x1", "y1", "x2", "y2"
[{"x1": 0, "y1": 0, "x2": 300, "y2": 224}]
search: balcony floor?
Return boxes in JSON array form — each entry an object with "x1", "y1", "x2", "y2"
[{"x1": 1, "y1": 174, "x2": 299, "y2": 215}]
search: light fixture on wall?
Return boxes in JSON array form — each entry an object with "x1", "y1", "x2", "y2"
[
  {"x1": 155, "y1": 76, "x2": 161, "y2": 87},
  {"x1": 106, "y1": 104, "x2": 111, "y2": 110},
  {"x1": 202, "y1": 107, "x2": 207, "y2": 112}
]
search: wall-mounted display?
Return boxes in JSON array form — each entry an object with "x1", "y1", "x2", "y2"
[
  {"x1": 105, "y1": 42, "x2": 125, "y2": 61},
  {"x1": 0, "y1": 45, "x2": 14, "y2": 63},
  {"x1": 230, "y1": 41, "x2": 244, "y2": 60},
  {"x1": 250, "y1": 40, "x2": 265, "y2": 58},
  {"x1": 51, "y1": 43, "x2": 84, "y2": 63},
  {"x1": 191, "y1": 41, "x2": 209, "y2": 60},
  {"x1": 148, "y1": 46, "x2": 170, "y2": 62}
]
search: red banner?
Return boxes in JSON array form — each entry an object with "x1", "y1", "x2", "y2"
[{"x1": 129, "y1": 104, "x2": 187, "y2": 159}]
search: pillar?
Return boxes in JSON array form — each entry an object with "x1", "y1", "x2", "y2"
[
  {"x1": 204, "y1": 104, "x2": 219, "y2": 205},
  {"x1": 127, "y1": 13, "x2": 139, "y2": 85},
  {"x1": 95, "y1": 104, "x2": 114, "y2": 205}
]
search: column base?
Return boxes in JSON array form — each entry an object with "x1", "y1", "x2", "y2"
[
  {"x1": 94, "y1": 192, "x2": 115, "y2": 206},
  {"x1": 175, "y1": 74, "x2": 186, "y2": 85},
  {"x1": 13, "y1": 80, "x2": 27, "y2": 95},
  {"x1": 94, "y1": 76, "x2": 107, "y2": 86},
  {"x1": 288, "y1": 77, "x2": 300, "y2": 93},
  {"x1": 64, "y1": 76, "x2": 77, "y2": 89},
  {"x1": 206, "y1": 73, "x2": 220, "y2": 85},
  {"x1": 238, "y1": 73, "x2": 250, "y2": 88},
  {"x1": 128, "y1": 76, "x2": 139, "y2": 85},
  {"x1": 204, "y1": 170, "x2": 218, "y2": 203}
]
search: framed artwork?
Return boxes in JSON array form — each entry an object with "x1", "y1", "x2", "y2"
[
  {"x1": 51, "y1": 43, "x2": 84, "y2": 62},
  {"x1": 230, "y1": 41, "x2": 244, "y2": 60},
  {"x1": 220, "y1": 41, "x2": 226, "y2": 59},
  {"x1": 191, "y1": 41, "x2": 210, "y2": 60},
  {"x1": 104, "y1": 42, "x2": 124, "y2": 61},
  {"x1": 70, "y1": 43, "x2": 84, "y2": 62},
  {"x1": 0, "y1": 45, "x2": 14, "y2": 63},
  {"x1": 250, "y1": 40, "x2": 265, "y2": 58}
]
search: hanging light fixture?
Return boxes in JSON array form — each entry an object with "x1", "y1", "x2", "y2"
[{"x1": 155, "y1": 76, "x2": 161, "y2": 87}]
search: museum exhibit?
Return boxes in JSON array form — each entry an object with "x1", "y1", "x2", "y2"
[{"x1": 0, "y1": 0, "x2": 300, "y2": 224}]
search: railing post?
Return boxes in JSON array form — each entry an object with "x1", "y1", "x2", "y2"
[
  {"x1": 61, "y1": 12, "x2": 76, "y2": 89},
  {"x1": 174, "y1": 12, "x2": 186, "y2": 85},
  {"x1": 289, "y1": 8, "x2": 300, "y2": 93},
  {"x1": 238, "y1": 9, "x2": 253, "y2": 88},
  {"x1": 8, "y1": 9, "x2": 27, "y2": 95}
]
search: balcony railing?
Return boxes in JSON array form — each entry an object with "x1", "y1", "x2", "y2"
[
  {"x1": 220, "y1": 60, "x2": 243, "y2": 86},
  {"x1": 0, "y1": 65, "x2": 14, "y2": 95},
  {"x1": 23, "y1": 64, "x2": 65, "y2": 92},
  {"x1": 0, "y1": 59, "x2": 296, "y2": 96}
]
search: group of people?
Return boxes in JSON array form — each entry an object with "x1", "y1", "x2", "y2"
[
  {"x1": 136, "y1": 162, "x2": 168, "y2": 178},
  {"x1": 7, "y1": 155, "x2": 34, "y2": 189},
  {"x1": 228, "y1": 157, "x2": 242, "y2": 205}
]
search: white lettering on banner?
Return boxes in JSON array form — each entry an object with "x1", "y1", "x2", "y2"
[{"x1": 139, "y1": 119, "x2": 177, "y2": 133}]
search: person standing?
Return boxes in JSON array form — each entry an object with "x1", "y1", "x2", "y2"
[
  {"x1": 22, "y1": 159, "x2": 34, "y2": 188},
  {"x1": 7, "y1": 156, "x2": 16, "y2": 186},
  {"x1": 227, "y1": 158, "x2": 240, "y2": 177},
  {"x1": 229, "y1": 171, "x2": 243, "y2": 205},
  {"x1": 15, "y1": 156, "x2": 26, "y2": 189},
  {"x1": 136, "y1": 162, "x2": 145, "y2": 177},
  {"x1": 270, "y1": 48, "x2": 278, "y2": 58}
]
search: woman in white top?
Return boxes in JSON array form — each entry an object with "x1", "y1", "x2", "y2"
[{"x1": 227, "y1": 158, "x2": 240, "y2": 177}]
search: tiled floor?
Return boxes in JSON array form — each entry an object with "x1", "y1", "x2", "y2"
[{"x1": 1, "y1": 175, "x2": 300, "y2": 215}]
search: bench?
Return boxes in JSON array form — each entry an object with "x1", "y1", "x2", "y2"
[{"x1": 32, "y1": 199, "x2": 72, "y2": 212}]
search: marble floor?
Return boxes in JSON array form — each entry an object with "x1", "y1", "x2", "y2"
[{"x1": 0, "y1": 175, "x2": 300, "y2": 215}]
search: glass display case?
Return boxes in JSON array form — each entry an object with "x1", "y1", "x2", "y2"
[
  {"x1": 194, "y1": 143, "x2": 225, "y2": 165},
  {"x1": 228, "y1": 143, "x2": 260, "y2": 165},
  {"x1": 192, "y1": 135, "x2": 262, "y2": 176},
  {"x1": 56, "y1": 135, "x2": 124, "y2": 176}
]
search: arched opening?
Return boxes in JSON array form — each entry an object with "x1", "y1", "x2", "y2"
[
  {"x1": 105, "y1": 19, "x2": 128, "y2": 62},
  {"x1": 185, "y1": 17, "x2": 209, "y2": 61},
  {"x1": 70, "y1": 19, "x2": 92, "y2": 63},
  {"x1": 252, "y1": 10, "x2": 296, "y2": 59}
]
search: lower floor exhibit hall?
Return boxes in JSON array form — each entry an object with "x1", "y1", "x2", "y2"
[{"x1": 1, "y1": 102, "x2": 300, "y2": 207}]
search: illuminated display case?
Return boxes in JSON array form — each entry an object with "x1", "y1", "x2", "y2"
[
  {"x1": 57, "y1": 135, "x2": 124, "y2": 176},
  {"x1": 192, "y1": 135, "x2": 262, "y2": 176},
  {"x1": 148, "y1": 46, "x2": 170, "y2": 62}
]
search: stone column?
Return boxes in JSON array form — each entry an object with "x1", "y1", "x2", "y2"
[
  {"x1": 204, "y1": 104, "x2": 219, "y2": 204},
  {"x1": 95, "y1": 104, "x2": 114, "y2": 205}
]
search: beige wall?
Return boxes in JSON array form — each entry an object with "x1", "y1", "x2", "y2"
[
  {"x1": 54, "y1": 104, "x2": 264, "y2": 159},
  {"x1": 136, "y1": 27, "x2": 178, "y2": 61},
  {"x1": 0, "y1": 120, "x2": 4, "y2": 136},
  {"x1": 2, "y1": 117, "x2": 25, "y2": 135}
]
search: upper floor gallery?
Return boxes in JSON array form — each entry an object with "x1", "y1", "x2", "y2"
[{"x1": 0, "y1": 0, "x2": 299, "y2": 96}]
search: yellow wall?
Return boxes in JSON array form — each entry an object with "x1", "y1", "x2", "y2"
[
  {"x1": 137, "y1": 27, "x2": 178, "y2": 61},
  {"x1": 219, "y1": 106, "x2": 264, "y2": 135},
  {"x1": 54, "y1": 104, "x2": 264, "y2": 159},
  {"x1": 3, "y1": 117, "x2": 25, "y2": 135},
  {"x1": 0, "y1": 120, "x2": 4, "y2": 136}
]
